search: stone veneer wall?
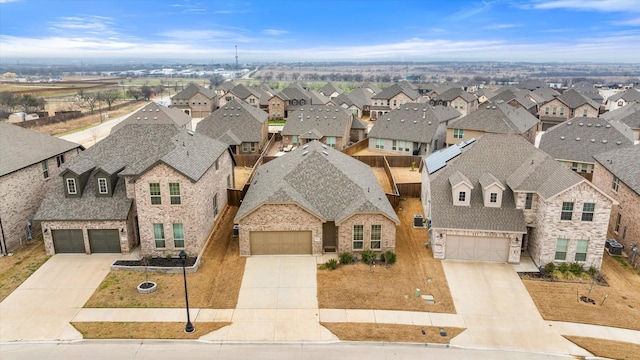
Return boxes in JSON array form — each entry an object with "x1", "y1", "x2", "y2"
[
  {"x1": 237, "y1": 203, "x2": 323, "y2": 256},
  {"x1": 41, "y1": 219, "x2": 129, "y2": 255},
  {"x1": 337, "y1": 213, "x2": 397, "y2": 254},
  {"x1": 0, "y1": 148, "x2": 80, "y2": 251}
]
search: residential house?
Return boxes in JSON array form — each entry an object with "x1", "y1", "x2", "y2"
[
  {"x1": 537, "y1": 89, "x2": 600, "y2": 131},
  {"x1": 370, "y1": 83, "x2": 421, "y2": 120},
  {"x1": 196, "y1": 99, "x2": 269, "y2": 155},
  {"x1": 214, "y1": 81, "x2": 235, "y2": 96},
  {"x1": 571, "y1": 82, "x2": 604, "y2": 104},
  {"x1": 538, "y1": 117, "x2": 635, "y2": 181},
  {"x1": 282, "y1": 105, "x2": 353, "y2": 149},
  {"x1": 0, "y1": 123, "x2": 83, "y2": 251},
  {"x1": 368, "y1": 103, "x2": 460, "y2": 155},
  {"x1": 361, "y1": 82, "x2": 382, "y2": 95},
  {"x1": 604, "y1": 88, "x2": 640, "y2": 112},
  {"x1": 601, "y1": 102, "x2": 640, "y2": 142},
  {"x1": 431, "y1": 87, "x2": 479, "y2": 116},
  {"x1": 171, "y1": 83, "x2": 217, "y2": 117},
  {"x1": 111, "y1": 103, "x2": 193, "y2": 133},
  {"x1": 267, "y1": 92, "x2": 288, "y2": 120},
  {"x1": 422, "y1": 133, "x2": 616, "y2": 269},
  {"x1": 592, "y1": 145, "x2": 640, "y2": 260},
  {"x1": 234, "y1": 141, "x2": 399, "y2": 256},
  {"x1": 34, "y1": 124, "x2": 233, "y2": 257},
  {"x1": 318, "y1": 82, "x2": 344, "y2": 99},
  {"x1": 489, "y1": 89, "x2": 538, "y2": 115},
  {"x1": 331, "y1": 91, "x2": 367, "y2": 118},
  {"x1": 445, "y1": 102, "x2": 539, "y2": 146},
  {"x1": 220, "y1": 83, "x2": 261, "y2": 108},
  {"x1": 532, "y1": 87, "x2": 560, "y2": 103},
  {"x1": 474, "y1": 88, "x2": 496, "y2": 104}
]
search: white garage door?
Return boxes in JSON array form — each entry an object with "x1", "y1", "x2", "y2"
[{"x1": 446, "y1": 236, "x2": 509, "y2": 262}]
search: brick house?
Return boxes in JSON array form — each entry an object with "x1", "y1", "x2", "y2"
[
  {"x1": 111, "y1": 102, "x2": 193, "y2": 133},
  {"x1": 171, "y1": 83, "x2": 217, "y2": 117},
  {"x1": 537, "y1": 89, "x2": 600, "y2": 131},
  {"x1": 0, "y1": 123, "x2": 83, "y2": 252},
  {"x1": 538, "y1": 117, "x2": 634, "y2": 181},
  {"x1": 601, "y1": 102, "x2": 640, "y2": 142},
  {"x1": 489, "y1": 89, "x2": 538, "y2": 116},
  {"x1": 368, "y1": 103, "x2": 460, "y2": 155},
  {"x1": 370, "y1": 83, "x2": 421, "y2": 120},
  {"x1": 219, "y1": 83, "x2": 261, "y2": 108},
  {"x1": 34, "y1": 124, "x2": 233, "y2": 257},
  {"x1": 592, "y1": 145, "x2": 640, "y2": 263},
  {"x1": 196, "y1": 99, "x2": 269, "y2": 155},
  {"x1": 422, "y1": 134, "x2": 615, "y2": 269},
  {"x1": 432, "y1": 87, "x2": 479, "y2": 116},
  {"x1": 235, "y1": 141, "x2": 399, "y2": 256},
  {"x1": 604, "y1": 88, "x2": 640, "y2": 112},
  {"x1": 282, "y1": 105, "x2": 354, "y2": 149},
  {"x1": 319, "y1": 82, "x2": 343, "y2": 99},
  {"x1": 445, "y1": 102, "x2": 539, "y2": 146}
]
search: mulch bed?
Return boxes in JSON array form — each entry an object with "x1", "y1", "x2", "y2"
[{"x1": 113, "y1": 257, "x2": 197, "y2": 267}]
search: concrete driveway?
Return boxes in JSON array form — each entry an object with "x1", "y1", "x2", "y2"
[
  {"x1": 202, "y1": 256, "x2": 337, "y2": 342},
  {"x1": 443, "y1": 261, "x2": 589, "y2": 356},
  {"x1": 0, "y1": 254, "x2": 122, "y2": 342}
]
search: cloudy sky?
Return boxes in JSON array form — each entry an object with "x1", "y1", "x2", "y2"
[{"x1": 1, "y1": 0, "x2": 639, "y2": 63}]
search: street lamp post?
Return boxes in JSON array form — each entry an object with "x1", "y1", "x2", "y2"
[{"x1": 179, "y1": 250, "x2": 195, "y2": 333}]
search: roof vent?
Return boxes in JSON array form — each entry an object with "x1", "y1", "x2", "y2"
[
  {"x1": 590, "y1": 139, "x2": 596, "y2": 142},
  {"x1": 322, "y1": 150, "x2": 329, "y2": 156},
  {"x1": 154, "y1": 117, "x2": 157, "y2": 120},
  {"x1": 321, "y1": 144, "x2": 328, "y2": 149},
  {"x1": 606, "y1": 124, "x2": 611, "y2": 128},
  {"x1": 187, "y1": 130, "x2": 194, "y2": 136},
  {"x1": 224, "y1": 107, "x2": 228, "y2": 110},
  {"x1": 413, "y1": 120, "x2": 417, "y2": 124},
  {"x1": 142, "y1": 109, "x2": 146, "y2": 112},
  {"x1": 595, "y1": 124, "x2": 602, "y2": 127},
  {"x1": 230, "y1": 107, "x2": 234, "y2": 110},
  {"x1": 602, "y1": 139, "x2": 608, "y2": 143},
  {"x1": 144, "y1": 117, "x2": 148, "y2": 120},
  {"x1": 579, "y1": 122, "x2": 584, "y2": 126},
  {"x1": 300, "y1": 108, "x2": 304, "y2": 111},
  {"x1": 576, "y1": 137, "x2": 580, "y2": 141},
  {"x1": 486, "y1": 106, "x2": 490, "y2": 109},
  {"x1": 414, "y1": 108, "x2": 418, "y2": 111},
  {"x1": 137, "y1": 117, "x2": 141, "y2": 120},
  {"x1": 491, "y1": 106, "x2": 496, "y2": 109},
  {"x1": 560, "y1": 136, "x2": 565, "y2": 140},
  {"x1": 303, "y1": 144, "x2": 309, "y2": 149},
  {"x1": 587, "y1": 123, "x2": 592, "y2": 127},
  {"x1": 567, "y1": 121, "x2": 572, "y2": 125},
  {"x1": 387, "y1": 118, "x2": 391, "y2": 121},
  {"x1": 156, "y1": 109, "x2": 160, "y2": 112},
  {"x1": 428, "y1": 121, "x2": 432, "y2": 125},
  {"x1": 302, "y1": 151, "x2": 309, "y2": 156},
  {"x1": 401, "y1": 119, "x2": 405, "y2": 122},
  {"x1": 616, "y1": 141, "x2": 622, "y2": 145}
]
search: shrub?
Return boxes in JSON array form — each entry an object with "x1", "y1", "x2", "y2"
[
  {"x1": 569, "y1": 262, "x2": 583, "y2": 275},
  {"x1": 544, "y1": 262, "x2": 556, "y2": 274},
  {"x1": 551, "y1": 270, "x2": 564, "y2": 280},
  {"x1": 324, "y1": 258, "x2": 338, "y2": 270},
  {"x1": 382, "y1": 251, "x2": 397, "y2": 265},
  {"x1": 558, "y1": 262, "x2": 570, "y2": 274},
  {"x1": 339, "y1": 252, "x2": 354, "y2": 264},
  {"x1": 165, "y1": 253, "x2": 173, "y2": 260},
  {"x1": 361, "y1": 250, "x2": 376, "y2": 265},
  {"x1": 587, "y1": 266, "x2": 598, "y2": 277}
]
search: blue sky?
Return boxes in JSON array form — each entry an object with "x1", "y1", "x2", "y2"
[{"x1": 1, "y1": 0, "x2": 639, "y2": 63}]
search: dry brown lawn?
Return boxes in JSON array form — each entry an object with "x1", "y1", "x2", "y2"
[
  {"x1": 370, "y1": 167, "x2": 394, "y2": 193},
  {"x1": 390, "y1": 167, "x2": 421, "y2": 183},
  {"x1": 322, "y1": 323, "x2": 464, "y2": 343},
  {"x1": 84, "y1": 205, "x2": 245, "y2": 309},
  {"x1": 72, "y1": 322, "x2": 230, "y2": 339},
  {"x1": 318, "y1": 198, "x2": 455, "y2": 313},
  {"x1": 523, "y1": 254, "x2": 640, "y2": 330},
  {"x1": 564, "y1": 336, "x2": 640, "y2": 360},
  {"x1": 0, "y1": 236, "x2": 50, "y2": 302},
  {"x1": 234, "y1": 166, "x2": 253, "y2": 189}
]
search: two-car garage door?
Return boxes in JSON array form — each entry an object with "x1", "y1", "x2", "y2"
[
  {"x1": 249, "y1": 231, "x2": 312, "y2": 255},
  {"x1": 446, "y1": 236, "x2": 509, "y2": 262},
  {"x1": 51, "y1": 229, "x2": 121, "y2": 254}
]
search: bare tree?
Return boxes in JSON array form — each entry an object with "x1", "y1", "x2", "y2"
[
  {"x1": 140, "y1": 85, "x2": 153, "y2": 101},
  {"x1": 18, "y1": 94, "x2": 46, "y2": 113},
  {"x1": 209, "y1": 74, "x2": 225, "y2": 89},
  {"x1": 101, "y1": 89, "x2": 120, "y2": 110},
  {"x1": 77, "y1": 91, "x2": 98, "y2": 114},
  {"x1": 127, "y1": 87, "x2": 143, "y2": 101}
]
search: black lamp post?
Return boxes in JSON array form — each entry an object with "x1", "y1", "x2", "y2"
[{"x1": 179, "y1": 250, "x2": 195, "y2": 333}]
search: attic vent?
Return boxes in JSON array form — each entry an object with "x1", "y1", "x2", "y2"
[
  {"x1": 300, "y1": 108, "x2": 304, "y2": 111},
  {"x1": 567, "y1": 121, "x2": 572, "y2": 125},
  {"x1": 187, "y1": 130, "x2": 194, "y2": 136},
  {"x1": 414, "y1": 108, "x2": 418, "y2": 111},
  {"x1": 230, "y1": 107, "x2": 234, "y2": 110},
  {"x1": 590, "y1": 139, "x2": 596, "y2": 142},
  {"x1": 142, "y1": 109, "x2": 146, "y2": 112},
  {"x1": 587, "y1": 123, "x2": 592, "y2": 127},
  {"x1": 602, "y1": 139, "x2": 608, "y2": 143},
  {"x1": 321, "y1": 144, "x2": 328, "y2": 149},
  {"x1": 303, "y1": 144, "x2": 309, "y2": 149},
  {"x1": 302, "y1": 151, "x2": 309, "y2": 156},
  {"x1": 486, "y1": 106, "x2": 490, "y2": 109},
  {"x1": 576, "y1": 137, "x2": 581, "y2": 141},
  {"x1": 401, "y1": 119, "x2": 405, "y2": 122},
  {"x1": 154, "y1": 117, "x2": 157, "y2": 120},
  {"x1": 224, "y1": 107, "x2": 228, "y2": 110},
  {"x1": 413, "y1": 120, "x2": 417, "y2": 124},
  {"x1": 579, "y1": 122, "x2": 584, "y2": 126},
  {"x1": 237, "y1": 114, "x2": 240, "y2": 117},
  {"x1": 387, "y1": 118, "x2": 391, "y2": 121},
  {"x1": 156, "y1": 109, "x2": 159, "y2": 112},
  {"x1": 137, "y1": 117, "x2": 141, "y2": 120},
  {"x1": 595, "y1": 124, "x2": 602, "y2": 127},
  {"x1": 560, "y1": 136, "x2": 565, "y2": 140},
  {"x1": 335, "y1": 109, "x2": 339, "y2": 112},
  {"x1": 616, "y1": 141, "x2": 622, "y2": 145},
  {"x1": 605, "y1": 124, "x2": 611, "y2": 128},
  {"x1": 332, "y1": 116, "x2": 336, "y2": 119},
  {"x1": 324, "y1": 116, "x2": 328, "y2": 119},
  {"x1": 491, "y1": 106, "x2": 496, "y2": 109},
  {"x1": 144, "y1": 117, "x2": 148, "y2": 120},
  {"x1": 322, "y1": 150, "x2": 329, "y2": 156},
  {"x1": 428, "y1": 121, "x2": 432, "y2": 125}
]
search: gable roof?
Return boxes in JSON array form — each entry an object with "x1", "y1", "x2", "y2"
[
  {"x1": 229, "y1": 83, "x2": 260, "y2": 100},
  {"x1": 539, "y1": 117, "x2": 634, "y2": 163},
  {"x1": 448, "y1": 102, "x2": 538, "y2": 134},
  {"x1": 0, "y1": 122, "x2": 82, "y2": 176},
  {"x1": 196, "y1": 99, "x2": 268, "y2": 144},
  {"x1": 280, "y1": 83, "x2": 311, "y2": 102},
  {"x1": 361, "y1": 82, "x2": 382, "y2": 94},
  {"x1": 435, "y1": 87, "x2": 477, "y2": 102},
  {"x1": 556, "y1": 89, "x2": 600, "y2": 109},
  {"x1": 372, "y1": 83, "x2": 420, "y2": 101},
  {"x1": 593, "y1": 144, "x2": 640, "y2": 195},
  {"x1": 319, "y1": 82, "x2": 343, "y2": 97},
  {"x1": 533, "y1": 87, "x2": 561, "y2": 102},
  {"x1": 490, "y1": 89, "x2": 536, "y2": 109},
  {"x1": 369, "y1": 103, "x2": 459, "y2": 144},
  {"x1": 282, "y1": 105, "x2": 352, "y2": 138},
  {"x1": 602, "y1": 102, "x2": 640, "y2": 129},
  {"x1": 172, "y1": 83, "x2": 216, "y2": 100},
  {"x1": 607, "y1": 88, "x2": 640, "y2": 103},
  {"x1": 235, "y1": 141, "x2": 399, "y2": 224},
  {"x1": 309, "y1": 90, "x2": 331, "y2": 105},
  {"x1": 111, "y1": 103, "x2": 191, "y2": 134}
]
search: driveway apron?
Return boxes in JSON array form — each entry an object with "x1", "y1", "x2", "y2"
[
  {"x1": 201, "y1": 256, "x2": 337, "y2": 342},
  {"x1": 0, "y1": 255, "x2": 122, "y2": 342},
  {"x1": 443, "y1": 261, "x2": 590, "y2": 356}
]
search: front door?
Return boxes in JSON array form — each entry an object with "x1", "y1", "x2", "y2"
[{"x1": 322, "y1": 221, "x2": 337, "y2": 252}]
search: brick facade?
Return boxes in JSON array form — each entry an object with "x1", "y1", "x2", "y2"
[
  {"x1": 0, "y1": 148, "x2": 80, "y2": 251},
  {"x1": 41, "y1": 219, "x2": 132, "y2": 255},
  {"x1": 337, "y1": 213, "x2": 397, "y2": 254}
]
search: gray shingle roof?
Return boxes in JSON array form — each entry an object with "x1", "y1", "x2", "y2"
[
  {"x1": 111, "y1": 103, "x2": 191, "y2": 134},
  {"x1": 319, "y1": 83, "x2": 343, "y2": 97},
  {"x1": 607, "y1": 88, "x2": 640, "y2": 103},
  {"x1": 229, "y1": 83, "x2": 260, "y2": 100},
  {"x1": 435, "y1": 87, "x2": 477, "y2": 102},
  {"x1": 351, "y1": 117, "x2": 368, "y2": 130},
  {"x1": 593, "y1": 144, "x2": 640, "y2": 195},
  {"x1": 533, "y1": 87, "x2": 560, "y2": 102},
  {"x1": 448, "y1": 102, "x2": 538, "y2": 134},
  {"x1": 602, "y1": 102, "x2": 640, "y2": 129},
  {"x1": 556, "y1": 89, "x2": 600, "y2": 109},
  {"x1": 235, "y1": 141, "x2": 399, "y2": 224},
  {"x1": 490, "y1": 89, "x2": 536, "y2": 109},
  {"x1": 0, "y1": 122, "x2": 82, "y2": 177},
  {"x1": 280, "y1": 83, "x2": 311, "y2": 103},
  {"x1": 372, "y1": 83, "x2": 420, "y2": 101},
  {"x1": 172, "y1": 83, "x2": 216, "y2": 100},
  {"x1": 538, "y1": 118, "x2": 634, "y2": 163},
  {"x1": 309, "y1": 91, "x2": 331, "y2": 105},
  {"x1": 196, "y1": 99, "x2": 268, "y2": 144},
  {"x1": 368, "y1": 104, "x2": 459, "y2": 144},
  {"x1": 282, "y1": 105, "x2": 352, "y2": 138}
]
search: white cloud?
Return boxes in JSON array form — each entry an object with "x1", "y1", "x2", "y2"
[
  {"x1": 484, "y1": 24, "x2": 518, "y2": 30},
  {"x1": 158, "y1": 29, "x2": 255, "y2": 43},
  {"x1": 614, "y1": 17, "x2": 640, "y2": 26},
  {"x1": 48, "y1": 16, "x2": 119, "y2": 37},
  {"x1": 530, "y1": 0, "x2": 640, "y2": 12},
  {"x1": 262, "y1": 29, "x2": 288, "y2": 36}
]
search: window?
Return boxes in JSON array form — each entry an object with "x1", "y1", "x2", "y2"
[
  {"x1": 353, "y1": 225, "x2": 364, "y2": 250},
  {"x1": 242, "y1": 143, "x2": 249, "y2": 152},
  {"x1": 371, "y1": 225, "x2": 381, "y2": 249},
  {"x1": 56, "y1": 154, "x2": 65, "y2": 167},
  {"x1": 545, "y1": 107, "x2": 549, "y2": 115},
  {"x1": 227, "y1": 174, "x2": 232, "y2": 188},
  {"x1": 612, "y1": 176, "x2": 620, "y2": 192},
  {"x1": 618, "y1": 100, "x2": 624, "y2": 106},
  {"x1": 213, "y1": 193, "x2": 218, "y2": 217},
  {"x1": 453, "y1": 129, "x2": 464, "y2": 139},
  {"x1": 169, "y1": 183, "x2": 181, "y2": 205},
  {"x1": 581, "y1": 203, "x2": 595, "y2": 221},
  {"x1": 615, "y1": 213, "x2": 621, "y2": 233},
  {"x1": 582, "y1": 109, "x2": 588, "y2": 117},
  {"x1": 392, "y1": 140, "x2": 397, "y2": 151},
  {"x1": 215, "y1": 159, "x2": 219, "y2": 170},
  {"x1": 555, "y1": 238, "x2": 568, "y2": 260},
  {"x1": 559, "y1": 107, "x2": 565, "y2": 116},
  {"x1": 581, "y1": 163, "x2": 588, "y2": 173},
  {"x1": 249, "y1": 98, "x2": 255, "y2": 104},
  {"x1": 292, "y1": 136, "x2": 298, "y2": 145},
  {"x1": 42, "y1": 160, "x2": 49, "y2": 179},
  {"x1": 393, "y1": 99, "x2": 397, "y2": 106},
  {"x1": 561, "y1": 202, "x2": 573, "y2": 220},
  {"x1": 490, "y1": 193, "x2": 498, "y2": 203},
  {"x1": 66, "y1": 178, "x2": 77, "y2": 194},
  {"x1": 149, "y1": 183, "x2": 161, "y2": 205},
  {"x1": 251, "y1": 142, "x2": 256, "y2": 152},
  {"x1": 525, "y1": 193, "x2": 534, "y2": 209},
  {"x1": 375, "y1": 138, "x2": 384, "y2": 149},
  {"x1": 571, "y1": 162, "x2": 578, "y2": 171},
  {"x1": 326, "y1": 137, "x2": 336, "y2": 148},
  {"x1": 575, "y1": 239, "x2": 589, "y2": 261},
  {"x1": 154, "y1": 224, "x2": 165, "y2": 248},
  {"x1": 98, "y1": 178, "x2": 108, "y2": 194},
  {"x1": 552, "y1": 106, "x2": 557, "y2": 115},
  {"x1": 173, "y1": 223, "x2": 184, "y2": 248},
  {"x1": 458, "y1": 191, "x2": 466, "y2": 202}
]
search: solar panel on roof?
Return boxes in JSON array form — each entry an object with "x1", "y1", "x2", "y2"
[{"x1": 425, "y1": 145, "x2": 462, "y2": 174}]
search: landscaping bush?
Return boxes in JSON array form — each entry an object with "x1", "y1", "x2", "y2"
[
  {"x1": 339, "y1": 252, "x2": 353, "y2": 264},
  {"x1": 382, "y1": 251, "x2": 396, "y2": 265},
  {"x1": 551, "y1": 270, "x2": 564, "y2": 280},
  {"x1": 165, "y1": 253, "x2": 172, "y2": 260},
  {"x1": 587, "y1": 266, "x2": 598, "y2": 277},
  {"x1": 324, "y1": 258, "x2": 338, "y2": 270},
  {"x1": 558, "y1": 262, "x2": 570, "y2": 274},
  {"x1": 361, "y1": 250, "x2": 376, "y2": 265},
  {"x1": 544, "y1": 262, "x2": 556, "y2": 274},
  {"x1": 569, "y1": 262, "x2": 583, "y2": 275}
]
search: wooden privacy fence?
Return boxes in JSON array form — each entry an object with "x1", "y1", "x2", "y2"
[{"x1": 341, "y1": 137, "x2": 369, "y2": 155}]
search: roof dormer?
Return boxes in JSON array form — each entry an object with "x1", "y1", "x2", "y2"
[
  {"x1": 60, "y1": 158, "x2": 95, "y2": 198},
  {"x1": 93, "y1": 158, "x2": 125, "y2": 198},
  {"x1": 479, "y1": 172, "x2": 505, "y2": 208},
  {"x1": 449, "y1": 171, "x2": 473, "y2": 206}
]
